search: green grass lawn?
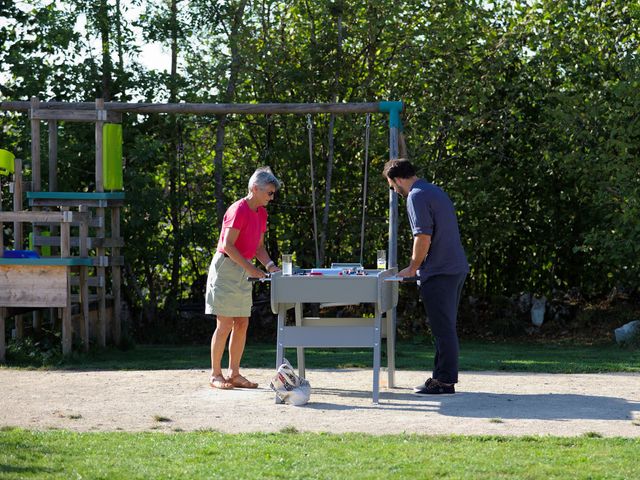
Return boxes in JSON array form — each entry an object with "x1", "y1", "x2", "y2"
[
  {"x1": 8, "y1": 338, "x2": 637, "y2": 373},
  {"x1": 1, "y1": 428, "x2": 639, "y2": 480}
]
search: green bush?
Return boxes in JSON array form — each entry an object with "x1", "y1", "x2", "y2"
[{"x1": 7, "y1": 336, "x2": 63, "y2": 367}]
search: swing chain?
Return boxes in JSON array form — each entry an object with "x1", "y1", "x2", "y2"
[
  {"x1": 359, "y1": 113, "x2": 372, "y2": 266},
  {"x1": 306, "y1": 113, "x2": 320, "y2": 267},
  {"x1": 263, "y1": 114, "x2": 273, "y2": 161}
]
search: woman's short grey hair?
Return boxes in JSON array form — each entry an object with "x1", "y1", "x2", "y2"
[{"x1": 248, "y1": 166, "x2": 282, "y2": 192}]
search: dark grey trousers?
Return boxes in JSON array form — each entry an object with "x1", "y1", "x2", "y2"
[{"x1": 420, "y1": 272, "x2": 467, "y2": 384}]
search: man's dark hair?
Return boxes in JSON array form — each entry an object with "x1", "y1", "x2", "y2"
[{"x1": 382, "y1": 158, "x2": 416, "y2": 180}]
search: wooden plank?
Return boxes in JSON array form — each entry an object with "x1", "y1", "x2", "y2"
[
  {"x1": 48, "y1": 120, "x2": 58, "y2": 191},
  {"x1": 30, "y1": 97, "x2": 41, "y2": 192},
  {"x1": 32, "y1": 310, "x2": 42, "y2": 333},
  {"x1": 111, "y1": 206, "x2": 121, "y2": 345},
  {"x1": 105, "y1": 102, "x2": 382, "y2": 115},
  {"x1": 96, "y1": 98, "x2": 105, "y2": 192},
  {"x1": 95, "y1": 255, "x2": 124, "y2": 267},
  {"x1": 62, "y1": 267, "x2": 72, "y2": 355},
  {"x1": 95, "y1": 110, "x2": 106, "y2": 348},
  {"x1": 70, "y1": 276, "x2": 104, "y2": 288},
  {"x1": 78, "y1": 202, "x2": 90, "y2": 350},
  {"x1": 30, "y1": 109, "x2": 121, "y2": 123},
  {"x1": 0, "y1": 210, "x2": 90, "y2": 223},
  {"x1": 31, "y1": 218, "x2": 103, "y2": 228},
  {"x1": 79, "y1": 265, "x2": 90, "y2": 351},
  {"x1": 4, "y1": 101, "x2": 383, "y2": 115},
  {"x1": 15, "y1": 315, "x2": 24, "y2": 339},
  {"x1": 60, "y1": 209, "x2": 70, "y2": 256},
  {"x1": 0, "y1": 101, "x2": 29, "y2": 111},
  {"x1": 70, "y1": 294, "x2": 113, "y2": 303},
  {"x1": 13, "y1": 158, "x2": 23, "y2": 249},
  {"x1": 0, "y1": 211, "x2": 64, "y2": 223},
  {"x1": 92, "y1": 237, "x2": 124, "y2": 248},
  {"x1": 0, "y1": 265, "x2": 67, "y2": 307}
]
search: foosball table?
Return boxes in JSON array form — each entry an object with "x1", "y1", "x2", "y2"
[{"x1": 264, "y1": 265, "x2": 400, "y2": 403}]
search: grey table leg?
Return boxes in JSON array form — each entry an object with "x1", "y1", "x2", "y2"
[
  {"x1": 386, "y1": 309, "x2": 396, "y2": 388},
  {"x1": 294, "y1": 303, "x2": 306, "y2": 378},
  {"x1": 372, "y1": 305, "x2": 381, "y2": 404},
  {"x1": 275, "y1": 306, "x2": 286, "y2": 404}
]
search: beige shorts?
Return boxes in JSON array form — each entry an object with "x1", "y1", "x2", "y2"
[{"x1": 205, "y1": 252, "x2": 253, "y2": 317}]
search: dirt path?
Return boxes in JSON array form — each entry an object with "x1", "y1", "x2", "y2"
[{"x1": 1, "y1": 368, "x2": 639, "y2": 437}]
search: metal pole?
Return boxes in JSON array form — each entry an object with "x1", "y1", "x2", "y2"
[
  {"x1": 379, "y1": 101, "x2": 403, "y2": 390},
  {"x1": 388, "y1": 127, "x2": 399, "y2": 268}
]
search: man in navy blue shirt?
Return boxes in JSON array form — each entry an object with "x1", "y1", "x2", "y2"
[{"x1": 383, "y1": 159, "x2": 469, "y2": 394}]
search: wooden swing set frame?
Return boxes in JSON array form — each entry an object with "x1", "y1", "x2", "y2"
[{"x1": 0, "y1": 98, "x2": 404, "y2": 362}]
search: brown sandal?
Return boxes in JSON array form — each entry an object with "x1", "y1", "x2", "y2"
[
  {"x1": 229, "y1": 374, "x2": 258, "y2": 389},
  {"x1": 209, "y1": 375, "x2": 234, "y2": 390}
]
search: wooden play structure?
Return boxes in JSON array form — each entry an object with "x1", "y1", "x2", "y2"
[
  {"x1": 1, "y1": 97, "x2": 124, "y2": 362},
  {"x1": 0, "y1": 99, "x2": 404, "y2": 363}
]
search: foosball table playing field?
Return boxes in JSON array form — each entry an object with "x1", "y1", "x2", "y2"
[{"x1": 256, "y1": 264, "x2": 401, "y2": 403}]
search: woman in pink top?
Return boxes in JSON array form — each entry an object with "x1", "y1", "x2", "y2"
[{"x1": 205, "y1": 167, "x2": 281, "y2": 389}]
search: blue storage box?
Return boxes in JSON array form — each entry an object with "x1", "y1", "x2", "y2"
[{"x1": 3, "y1": 249, "x2": 41, "y2": 259}]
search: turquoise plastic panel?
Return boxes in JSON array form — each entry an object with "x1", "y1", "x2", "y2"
[
  {"x1": 0, "y1": 257, "x2": 93, "y2": 266},
  {"x1": 27, "y1": 192, "x2": 125, "y2": 200}
]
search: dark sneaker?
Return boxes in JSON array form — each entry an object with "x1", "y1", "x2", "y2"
[
  {"x1": 413, "y1": 378, "x2": 435, "y2": 392},
  {"x1": 413, "y1": 378, "x2": 455, "y2": 395}
]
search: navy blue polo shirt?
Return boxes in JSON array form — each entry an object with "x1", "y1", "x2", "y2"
[{"x1": 406, "y1": 179, "x2": 469, "y2": 279}]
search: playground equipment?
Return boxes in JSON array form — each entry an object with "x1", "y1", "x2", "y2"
[
  {"x1": 0, "y1": 99, "x2": 404, "y2": 363},
  {"x1": 0, "y1": 98, "x2": 124, "y2": 362}
]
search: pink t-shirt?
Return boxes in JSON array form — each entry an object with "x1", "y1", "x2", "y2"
[{"x1": 217, "y1": 199, "x2": 267, "y2": 259}]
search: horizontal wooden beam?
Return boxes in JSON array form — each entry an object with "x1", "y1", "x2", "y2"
[
  {"x1": 101, "y1": 255, "x2": 124, "y2": 267},
  {"x1": 0, "y1": 211, "x2": 90, "y2": 223},
  {"x1": 28, "y1": 199, "x2": 124, "y2": 208},
  {"x1": 30, "y1": 109, "x2": 122, "y2": 123},
  {"x1": 2, "y1": 101, "x2": 385, "y2": 115},
  {"x1": 33, "y1": 235, "x2": 124, "y2": 249},
  {"x1": 32, "y1": 218, "x2": 103, "y2": 228},
  {"x1": 70, "y1": 294, "x2": 113, "y2": 304},
  {"x1": 0, "y1": 265, "x2": 68, "y2": 307},
  {"x1": 70, "y1": 276, "x2": 104, "y2": 288}
]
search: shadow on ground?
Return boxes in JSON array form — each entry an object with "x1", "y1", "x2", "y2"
[{"x1": 306, "y1": 386, "x2": 640, "y2": 421}]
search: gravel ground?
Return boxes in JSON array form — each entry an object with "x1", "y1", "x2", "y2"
[{"x1": 1, "y1": 368, "x2": 639, "y2": 437}]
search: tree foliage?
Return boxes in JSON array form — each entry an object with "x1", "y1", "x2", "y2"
[{"x1": 1, "y1": 0, "x2": 639, "y2": 331}]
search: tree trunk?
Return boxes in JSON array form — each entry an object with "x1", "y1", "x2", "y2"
[
  {"x1": 168, "y1": 0, "x2": 181, "y2": 304},
  {"x1": 98, "y1": 0, "x2": 112, "y2": 100},
  {"x1": 212, "y1": 0, "x2": 248, "y2": 222},
  {"x1": 115, "y1": 0, "x2": 125, "y2": 99},
  {"x1": 318, "y1": 11, "x2": 343, "y2": 266}
]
